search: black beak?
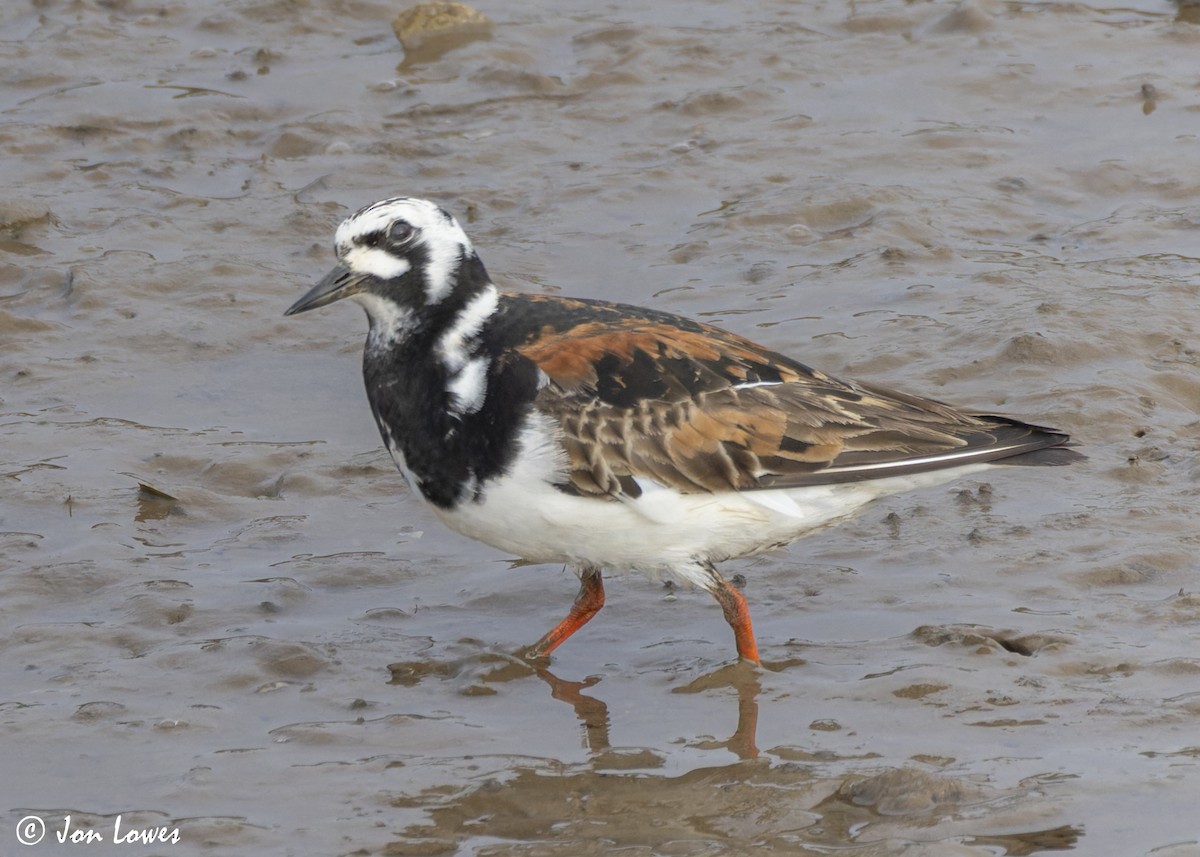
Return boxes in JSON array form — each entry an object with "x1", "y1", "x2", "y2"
[{"x1": 285, "y1": 263, "x2": 371, "y2": 316}]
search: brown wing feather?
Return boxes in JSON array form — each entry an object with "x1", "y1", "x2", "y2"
[{"x1": 512, "y1": 303, "x2": 1070, "y2": 498}]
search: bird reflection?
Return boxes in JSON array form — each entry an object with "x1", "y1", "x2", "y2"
[
  {"x1": 387, "y1": 648, "x2": 771, "y2": 760},
  {"x1": 387, "y1": 649, "x2": 1082, "y2": 852},
  {"x1": 669, "y1": 662, "x2": 765, "y2": 759},
  {"x1": 524, "y1": 659, "x2": 767, "y2": 759},
  {"x1": 528, "y1": 666, "x2": 612, "y2": 753}
]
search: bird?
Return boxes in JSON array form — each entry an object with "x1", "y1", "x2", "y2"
[{"x1": 285, "y1": 196, "x2": 1079, "y2": 666}]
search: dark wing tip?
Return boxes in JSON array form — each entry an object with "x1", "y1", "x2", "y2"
[
  {"x1": 984, "y1": 421, "x2": 1085, "y2": 467},
  {"x1": 749, "y1": 412, "x2": 1083, "y2": 487},
  {"x1": 973, "y1": 415, "x2": 1084, "y2": 466},
  {"x1": 993, "y1": 446, "x2": 1086, "y2": 467}
]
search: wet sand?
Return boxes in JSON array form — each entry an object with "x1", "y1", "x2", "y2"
[{"x1": 3, "y1": 0, "x2": 1200, "y2": 854}]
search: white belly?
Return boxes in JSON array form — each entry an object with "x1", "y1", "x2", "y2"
[{"x1": 419, "y1": 414, "x2": 990, "y2": 588}]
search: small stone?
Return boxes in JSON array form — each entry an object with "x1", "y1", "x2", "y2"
[{"x1": 391, "y1": 2, "x2": 491, "y2": 62}]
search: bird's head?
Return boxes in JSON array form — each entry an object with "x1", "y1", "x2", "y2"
[{"x1": 286, "y1": 197, "x2": 490, "y2": 344}]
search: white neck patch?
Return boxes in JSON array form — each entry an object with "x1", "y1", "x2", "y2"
[
  {"x1": 437, "y1": 285, "x2": 499, "y2": 415},
  {"x1": 446, "y1": 355, "x2": 489, "y2": 416},
  {"x1": 437, "y1": 285, "x2": 499, "y2": 372}
]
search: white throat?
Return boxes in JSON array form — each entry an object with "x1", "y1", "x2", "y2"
[{"x1": 355, "y1": 292, "x2": 416, "y2": 350}]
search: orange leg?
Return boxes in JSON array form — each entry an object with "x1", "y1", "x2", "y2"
[
  {"x1": 707, "y1": 567, "x2": 761, "y2": 665},
  {"x1": 524, "y1": 565, "x2": 605, "y2": 659}
]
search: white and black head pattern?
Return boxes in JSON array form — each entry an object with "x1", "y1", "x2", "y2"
[
  {"x1": 287, "y1": 196, "x2": 505, "y2": 411},
  {"x1": 333, "y1": 196, "x2": 474, "y2": 305},
  {"x1": 286, "y1": 197, "x2": 537, "y2": 510},
  {"x1": 287, "y1": 197, "x2": 494, "y2": 347}
]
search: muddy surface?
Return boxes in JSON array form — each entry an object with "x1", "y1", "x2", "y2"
[{"x1": 3, "y1": 0, "x2": 1200, "y2": 854}]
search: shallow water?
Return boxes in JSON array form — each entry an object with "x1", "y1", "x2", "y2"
[{"x1": 3, "y1": 0, "x2": 1200, "y2": 854}]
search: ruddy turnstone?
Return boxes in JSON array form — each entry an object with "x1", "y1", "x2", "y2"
[{"x1": 285, "y1": 197, "x2": 1079, "y2": 665}]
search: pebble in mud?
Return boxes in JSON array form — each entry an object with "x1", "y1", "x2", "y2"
[{"x1": 391, "y1": 2, "x2": 491, "y2": 63}]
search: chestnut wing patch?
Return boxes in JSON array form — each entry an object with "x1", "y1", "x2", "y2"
[{"x1": 515, "y1": 316, "x2": 1046, "y2": 498}]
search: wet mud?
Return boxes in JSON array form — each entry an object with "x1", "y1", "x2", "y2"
[{"x1": 3, "y1": 0, "x2": 1200, "y2": 854}]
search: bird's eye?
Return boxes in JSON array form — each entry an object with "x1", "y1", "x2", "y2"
[{"x1": 388, "y1": 220, "x2": 415, "y2": 245}]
